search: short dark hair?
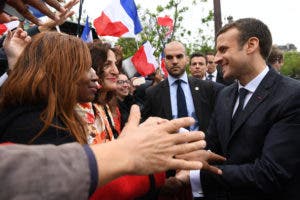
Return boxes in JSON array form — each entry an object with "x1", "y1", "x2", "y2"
[
  {"x1": 267, "y1": 45, "x2": 283, "y2": 65},
  {"x1": 217, "y1": 18, "x2": 272, "y2": 60},
  {"x1": 190, "y1": 52, "x2": 206, "y2": 65}
]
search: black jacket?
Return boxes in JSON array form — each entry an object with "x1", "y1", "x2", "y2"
[{"x1": 0, "y1": 104, "x2": 75, "y2": 145}]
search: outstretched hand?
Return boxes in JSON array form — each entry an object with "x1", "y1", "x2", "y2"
[
  {"x1": 6, "y1": 0, "x2": 66, "y2": 25},
  {"x1": 119, "y1": 105, "x2": 207, "y2": 175},
  {"x1": 3, "y1": 28, "x2": 31, "y2": 69},
  {"x1": 176, "y1": 149, "x2": 226, "y2": 175},
  {"x1": 38, "y1": 0, "x2": 78, "y2": 31}
]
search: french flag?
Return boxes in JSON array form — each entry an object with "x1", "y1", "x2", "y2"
[
  {"x1": 131, "y1": 41, "x2": 158, "y2": 76},
  {"x1": 81, "y1": 16, "x2": 93, "y2": 43},
  {"x1": 159, "y1": 52, "x2": 168, "y2": 77},
  {"x1": 0, "y1": 21, "x2": 19, "y2": 35},
  {"x1": 93, "y1": 0, "x2": 142, "y2": 38},
  {"x1": 157, "y1": 15, "x2": 173, "y2": 38}
]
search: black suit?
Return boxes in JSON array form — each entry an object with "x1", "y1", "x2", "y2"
[
  {"x1": 201, "y1": 68, "x2": 300, "y2": 200},
  {"x1": 143, "y1": 76, "x2": 223, "y2": 132}
]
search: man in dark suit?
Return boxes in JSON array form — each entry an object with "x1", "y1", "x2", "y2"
[
  {"x1": 205, "y1": 52, "x2": 235, "y2": 85},
  {"x1": 183, "y1": 18, "x2": 300, "y2": 200},
  {"x1": 143, "y1": 41, "x2": 222, "y2": 133},
  {"x1": 189, "y1": 52, "x2": 208, "y2": 80}
]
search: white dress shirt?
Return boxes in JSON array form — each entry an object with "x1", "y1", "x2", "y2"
[
  {"x1": 206, "y1": 70, "x2": 218, "y2": 82},
  {"x1": 168, "y1": 72, "x2": 199, "y2": 131}
]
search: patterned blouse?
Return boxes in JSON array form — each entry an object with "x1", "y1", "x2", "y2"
[{"x1": 75, "y1": 102, "x2": 120, "y2": 144}]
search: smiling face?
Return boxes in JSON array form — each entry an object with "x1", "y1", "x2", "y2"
[
  {"x1": 164, "y1": 41, "x2": 188, "y2": 78},
  {"x1": 116, "y1": 74, "x2": 130, "y2": 99},
  {"x1": 189, "y1": 56, "x2": 207, "y2": 79},
  {"x1": 77, "y1": 68, "x2": 99, "y2": 103},
  {"x1": 101, "y1": 49, "x2": 119, "y2": 91},
  {"x1": 214, "y1": 28, "x2": 250, "y2": 81}
]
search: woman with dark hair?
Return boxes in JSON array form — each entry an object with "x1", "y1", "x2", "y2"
[
  {"x1": 0, "y1": 31, "x2": 99, "y2": 145},
  {"x1": 76, "y1": 40, "x2": 121, "y2": 144},
  {"x1": 74, "y1": 40, "x2": 165, "y2": 200}
]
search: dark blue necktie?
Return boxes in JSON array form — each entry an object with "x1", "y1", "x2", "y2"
[
  {"x1": 232, "y1": 88, "x2": 248, "y2": 127},
  {"x1": 206, "y1": 74, "x2": 213, "y2": 81},
  {"x1": 176, "y1": 79, "x2": 188, "y2": 118}
]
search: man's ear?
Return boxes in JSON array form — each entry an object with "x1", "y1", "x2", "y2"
[{"x1": 246, "y1": 37, "x2": 259, "y2": 54}]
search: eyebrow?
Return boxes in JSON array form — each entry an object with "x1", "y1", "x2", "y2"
[{"x1": 165, "y1": 54, "x2": 184, "y2": 60}]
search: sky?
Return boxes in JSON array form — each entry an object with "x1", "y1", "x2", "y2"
[{"x1": 83, "y1": 0, "x2": 300, "y2": 50}]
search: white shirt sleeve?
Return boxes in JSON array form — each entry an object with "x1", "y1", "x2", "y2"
[
  {"x1": 0, "y1": 72, "x2": 8, "y2": 87},
  {"x1": 190, "y1": 170, "x2": 204, "y2": 197}
]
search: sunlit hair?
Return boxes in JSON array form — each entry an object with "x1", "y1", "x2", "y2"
[
  {"x1": 0, "y1": 32, "x2": 91, "y2": 144},
  {"x1": 88, "y1": 40, "x2": 115, "y2": 104}
]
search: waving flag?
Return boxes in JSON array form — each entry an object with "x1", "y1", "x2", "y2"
[
  {"x1": 0, "y1": 21, "x2": 19, "y2": 35},
  {"x1": 157, "y1": 15, "x2": 173, "y2": 38},
  {"x1": 131, "y1": 41, "x2": 158, "y2": 76},
  {"x1": 159, "y1": 52, "x2": 168, "y2": 77},
  {"x1": 81, "y1": 16, "x2": 93, "y2": 43},
  {"x1": 157, "y1": 15, "x2": 173, "y2": 27},
  {"x1": 93, "y1": 0, "x2": 142, "y2": 38}
]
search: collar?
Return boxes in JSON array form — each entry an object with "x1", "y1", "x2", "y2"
[
  {"x1": 238, "y1": 66, "x2": 269, "y2": 93},
  {"x1": 168, "y1": 72, "x2": 188, "y2": 86},
  {"x1": 206, "y1": 70, "x2": 218, "y2": 77}
]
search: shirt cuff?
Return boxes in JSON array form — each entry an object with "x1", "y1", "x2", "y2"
[
  {"x1": 190, "y1": 170, "x2": 204, "y2": 197},
  {"x1": 0, "y1": 72, "x2": 8, "y2": 87},
  {"x1": 83, "y1": 145, "x2": 98, "y2": 197}
]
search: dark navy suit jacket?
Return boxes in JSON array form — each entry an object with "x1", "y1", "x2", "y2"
[
  {"x1": 202, "y1": 68, "x2": 300, "y2": 200},
  {"x1": 142, "y1": 76, "x2": 223, "y2": 132}
]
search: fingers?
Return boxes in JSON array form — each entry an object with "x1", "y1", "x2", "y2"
[
  {"x1": 14, "y1": 28, "x2": 27, "y2": 39},
  {"x1": 202, "y1": 162, "x2": 223, "y2": 175},
  {"x1": 207, "y1": 151, "x2": 226, "y2": 163},
  {"x1": 3, "y1": 31, "x2": 12, "y2": 48},
  {"x1": 0, "y1": 13, "x2": 19, "y2": 23},
  {"x1": 169, "y1": 137, "x2": 206, "y2": 156},
  {"x1": 6, "y1": 0, "x2": 41, "y2": 25},
  {"x1": 172, "y1": 131, "x2": 205, "y2": 145},
  {"x1": 168, "y1": 159, "x2": 203, "y2": 171},
  {"x1": 63, "y1": 0, "x2": 79, "y2": 10},
  {"x1": 159, "y1": 117, "x2": 195, "y2": 133},
  {"x1": 27, "y1": 0, "x2": 62, "y2": 22},
  {"x1": 175, "y1": 150, "x2": 225, "y2": 175},
  {"x1": 44, "y1": 0, "x2": 66, "y2": 13},
  {"x1": 124, "y1": 105, "x2": 141, "y2": 128},
  {"x1": 139, "y1": 117, "x2": 168, "y2": 127}
]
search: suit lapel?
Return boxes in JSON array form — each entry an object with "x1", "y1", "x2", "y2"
[
  {"x1": 161, "y1": 79, "x2": 172, "y2": 119},
  {"x1": 188, "y1": 78, "x2": 204, "y2": 129},
  {"x1": 223, "y1": 83, "x2": 239, "y2": 149},
  {"x1": 228, "y1": 69, "x2": 278, "y2": 143}
]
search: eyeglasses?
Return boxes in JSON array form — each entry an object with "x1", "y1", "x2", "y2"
[
  {"x1": 207, "y1": 61, "x2": 214, "y2": 64},
  {"x1": 165, "y1": 54, "x2": 184, "y2": 60},
  {"x1": 117, "y1": 80, "x2": 131, "y2": 85}
]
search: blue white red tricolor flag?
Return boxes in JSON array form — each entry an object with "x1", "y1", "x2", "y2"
[
  {"x1": 81, "y1": 16, "x2": 93, "y2": 43},
  {"x1": 159, "y1": 51, "x2": 168, "y2": 77},
  {"x1": 131, "y1": 41, "x2": 158, "y2": 76},
  {"x1": 93, "y1": 0, "x2": 142, "y2": 38},
  {"x1": 0, "y1": 21, "x2": 19, "y2": 35}
]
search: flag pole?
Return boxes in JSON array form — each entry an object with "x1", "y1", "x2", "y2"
[{"x1": 76, "y1": 0, "x2": 84, "y2": 37}]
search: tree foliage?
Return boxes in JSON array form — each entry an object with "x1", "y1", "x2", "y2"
[
  {"x1": 281, "y1": 51, "x2": 300, "y2": 78},
  {"x1": 116, "y1": 0, "x2": 215, "y2": 59}
]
